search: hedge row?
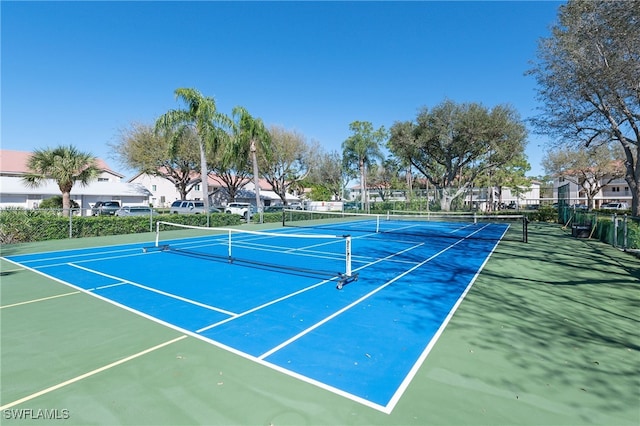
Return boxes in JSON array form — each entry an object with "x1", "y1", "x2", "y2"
[{"x1": 0, "y1": 210, "x2": 247, "y2": 244}]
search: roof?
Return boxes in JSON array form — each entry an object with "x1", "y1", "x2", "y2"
[
  {"x1": 0, "y1": 149, "x2": 122, "y2": 177},
  {"x1": 129, "y1": 171, "x2": 276, "y2": 191},
  {"x1": 0, "y1": 176, "x2": 152, "y2": 197}
]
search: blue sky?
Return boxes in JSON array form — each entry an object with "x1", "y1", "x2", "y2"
[{"x1": 2, "y1": 1, "x2": 562, "y2": 178}]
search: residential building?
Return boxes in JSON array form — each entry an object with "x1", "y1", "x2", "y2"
[
  {"x1": 348, "y1": 181, "x2": 542, "y2": 211},
  {"x1": 0, "y1": 150, "x2": 152, "y2": 214},
  {"x1": 553, "y1": 175, "x2": 631, "y2": 208},
  {"x1": 128, "y1": 172, "x2": 300, "y2": 209}
]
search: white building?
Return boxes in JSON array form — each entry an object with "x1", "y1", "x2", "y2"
[
  {"x1": 0, "y1": 150, "x2": 152, "y2": 214},
  {"x1": 553, "y1": 175, "x2": 631, "y2": 208},
  {"x1": 128, "y1": 172, "x2": 300, "y2": 208}
]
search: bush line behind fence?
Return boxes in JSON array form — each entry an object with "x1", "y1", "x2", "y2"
[{"x1": 0, "y1": 208, "x2": 284, "y2": 245}]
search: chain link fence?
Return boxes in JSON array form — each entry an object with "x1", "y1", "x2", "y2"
[{"x1": 559, "y1": 206, "x2": 639, "y2": 252}]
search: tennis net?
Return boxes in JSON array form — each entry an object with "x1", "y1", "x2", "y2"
[
  {"x1": 282, "y1": 210, "x2": 528, "y2": 242},
  {"x1": 146, "y1": 221, "x2": 357, "y2": 288}
]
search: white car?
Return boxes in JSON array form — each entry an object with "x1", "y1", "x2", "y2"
[
  {"x1": 170, "y1": 200, "x2": 221, "y2": 214},
  {"x1": 224, "y1": 202, "x2": 254, "y2": 220}
]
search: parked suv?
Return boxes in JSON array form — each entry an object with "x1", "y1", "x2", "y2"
[
  {"x1": 169, "y1": 200, "x2": 221, "y2": 214},
  {"x1": 224, "y1": 202, "x2": 254, "y2": 220},
  {"x1": 601, "y1": 202, "x2": 629, "y2": 210},
  {"x1": 92, "y1": 201, "x2": 121, "y2": 216}
]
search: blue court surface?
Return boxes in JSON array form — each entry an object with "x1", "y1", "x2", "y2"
[{"x1": 4, "y1": 218, "x2": 508, "y2": 413}]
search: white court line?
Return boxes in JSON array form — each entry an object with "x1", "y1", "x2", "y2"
[
  {"x1": 0, "y1": 335, "x2": 187, "y2": 411},
  {"x1": 386, "y1": 223, "x2": 508, "y2": 412},
  {"x1": 195, "y1": 240, "x2": 426, "y2": 334},
  {"x1": 8, "y1": 245, "x2": 149, "y2": 266},
  {"x1": 0, "y1": 291, "x2": 81, "y2": 309},
  {"x1": 69, "y1": 263, "x2": 237, "y2": 317},
  {"x1": 257, "y1": 240, "x2": 446, "y2": 361},
  {"x1": 258, "y1": 224, "x2": 493, "y2": 414}
]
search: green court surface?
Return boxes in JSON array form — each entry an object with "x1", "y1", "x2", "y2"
[{"x1": 1, "y1": 222, "x2": 638, "y2": 425}]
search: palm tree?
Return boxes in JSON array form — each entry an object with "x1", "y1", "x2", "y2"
[
  {"x1": 22, "y1": 145, "x2": 99, "y2": 216},
  {"x1": 230, "y1": 106, "x2": 271, "y2": 222},
  {"x1": 156, "y1": 88, "x2": 231, "y2": 215},
  {"x1": 342, "y1": 121, "x2": 387, "y2": 212}
]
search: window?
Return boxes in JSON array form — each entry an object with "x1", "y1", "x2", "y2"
[
  {"x1": 152, "y1": 185, "x2": 157, "y2": 191},
  {"x1": 612, "y1": 187, "x2": 620, "y2": 192},
  {"x1": 98, "y1": 178, "x2": 109, "y2": 182}
]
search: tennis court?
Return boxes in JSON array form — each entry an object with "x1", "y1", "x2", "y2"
[
  {"x1": 2, "y1": 214, "x2": 511, "y2": 412},
  {"x1": 1, "y1": 217, "x2": 638, "y2": 425}
]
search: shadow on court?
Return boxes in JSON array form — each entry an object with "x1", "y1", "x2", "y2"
[{"x1": 425, "y1": 223, "x2": 639, "y2": 425}]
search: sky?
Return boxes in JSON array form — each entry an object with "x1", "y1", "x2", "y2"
[{"x1": 2, "y1": 1, "x2": 563, "y2": 179}]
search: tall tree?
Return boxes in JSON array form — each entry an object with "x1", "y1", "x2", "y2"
[
  {"x1": 22, "y1": 145, "x2": 99, "y2": 216},
  {"x1": 543, "y1": 144, "x2": 626, "y2": 209},
  {"x1": 156, "y1": 88, "x2": 230, "y2": 213},
  {"x1": 207, "y1": 136, "x2": 252, "y2": 203},
  {"x1": 342, "y1": 121, "x2": 387, "y2": 211},
  {"x1": 306, "y1": 149, "x2": 349, "y2": 200},
  {"x1": 529, "y1": 0, "x2": 640, "y2": 215},
  {"x1": 389, "y1": 100, "x2": 528, "y2": 211},
  {"x1": 112, "y1": 122, "x2": 201, "y2": 200},
  {"x1": 259, "y1": 126, "x2": 312, "y2": 205},
  {"x1": 230, "y1": 106, "x2": 271, "y2": 220}
]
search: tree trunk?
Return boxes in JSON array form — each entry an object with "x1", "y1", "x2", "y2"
[
  {"x1": 251, "y1": 140, "x2": 262, "y2": 223},
  {"x1": 198, "y1": 141, "x2": 210, "y2": 223},
  {"x1": 62, "y1": 191, "x2": 71, "y2": 217}
]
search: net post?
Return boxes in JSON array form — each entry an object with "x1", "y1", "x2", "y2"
[
  {"x1": 376, "y1": 215, "x2": 380, "y2": 233},
  {"x1": 522, "y1": 215, "x2": 528, "y2": 243},
  {"x1": 228, "y1": 229, "x2": 232, "y2": 261},
  {"x1": 155, "y1": 221, "x2": 161, "y2": 247},
  {"x1": 473, "y1": 212, "x2": 477, "y2": 224},
  {"x1": 345, "y1": 235, "x2": 352, "y2": 277}
]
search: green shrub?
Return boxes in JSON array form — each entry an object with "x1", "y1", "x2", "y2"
[
  {"x1": 0, "y1": 210, "x2": 243, "y2": 244},
  {"x1": 39, "y1": 196, "x2": 79, "y2": 209}
]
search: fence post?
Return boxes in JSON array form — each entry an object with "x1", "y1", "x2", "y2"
[
  {"x1": 623, "y1": 214, "x2": 628, "y2": 251},
  {"x1": 612, "y1": 213, "x2": 617, "y2": 248}
]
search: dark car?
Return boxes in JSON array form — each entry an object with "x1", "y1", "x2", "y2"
[
  {"x1": 92, "y1": 201, "x2": 121, "y2": 216},
  {"x1": 264, "y1": 205, "x2": 285, "y2": 212}
]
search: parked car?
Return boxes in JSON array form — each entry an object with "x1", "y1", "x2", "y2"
[
  {"x1": 224, "y1": 202, "x2": 254, "y2": 219},
  {"x1": 264, "y1": 205, "x2": 284, "y2": 212},
  {"x1": 169, "y1": 200, "x2": 221, "y2": 214},
  {"x1": 92, "y1": 201, "x2": 121, "y2": 216},
  {"x1": 288, "y1": 202, "x2": 304, "y2": 210},
  {"x1": 115, "y1": 206, "x2": 157, "y2": 217},
  {"x1": 343, "y1": 202, "x2": 359, "y2": 211},
  {"x1": 601, "y1": 202, "x2": 629, "y2": 210}
]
